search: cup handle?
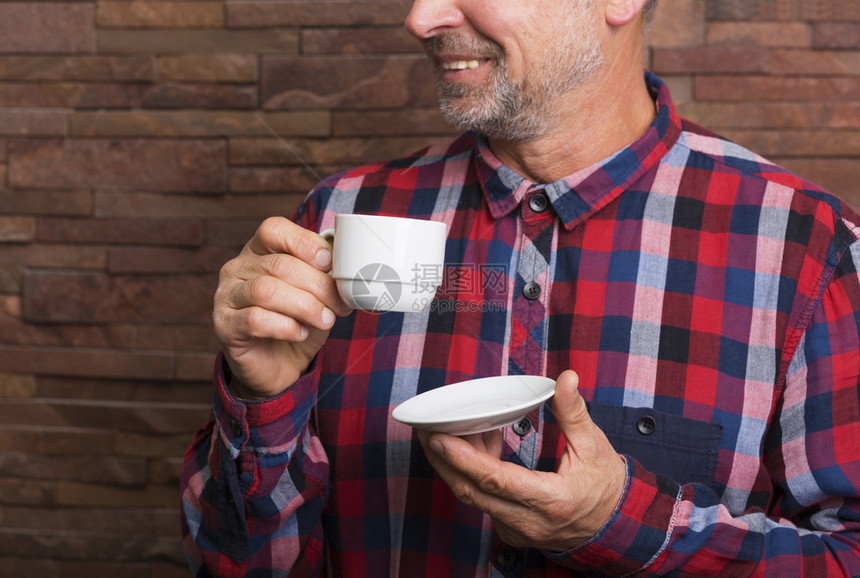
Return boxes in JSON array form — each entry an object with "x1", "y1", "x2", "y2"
[{"x1": 320, "y1": 227, "x2": 335, "y2": 243}]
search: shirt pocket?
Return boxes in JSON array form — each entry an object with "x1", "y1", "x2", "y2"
[{"x1": 587, "y1": 401, "x2": 723, "y2": 487}]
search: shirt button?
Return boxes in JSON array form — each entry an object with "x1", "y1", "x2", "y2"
[
  {"x1": 636, "y1": 415, "x2": 656, "y2": 436},
  {"x1": 512, "y1": 417, "x2": 532, "y2": 436},
  {"x1": 497, "y1": 549, "x2": 517, "y2": 567},
  {"x1": 528, "y1": 192, "x2": 549, "y2": 213},
  {"x1": 522, "y1": 281, "x2": 541, "y2": 300}
]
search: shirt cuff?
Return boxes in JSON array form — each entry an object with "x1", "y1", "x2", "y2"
[
  {"x1": 546, "y1": 456, "x2": 681, "y2": 574},
  {"x1": 213, "y1": 352, "x2": 320, "y2": 459}
]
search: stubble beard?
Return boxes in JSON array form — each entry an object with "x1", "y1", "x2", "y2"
[{"x1": 427, "y1": 13, "x2": 603, "y2": 142}]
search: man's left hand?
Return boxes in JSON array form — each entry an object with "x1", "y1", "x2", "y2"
[{"x1": 417, "y1": 370, "x2": 626, "y2": 552}]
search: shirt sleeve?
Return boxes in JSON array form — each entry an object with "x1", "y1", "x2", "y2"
[
  {"x1": 180, "y1": 354, "x2": 330, "y2": 577},
  {"x1": 555, "y1": 236, "x2": 860, "y2": 576}
]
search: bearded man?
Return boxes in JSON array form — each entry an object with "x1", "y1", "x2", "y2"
[{"x1": 181, "y1": 0, "x2": 860, "y2": 575}]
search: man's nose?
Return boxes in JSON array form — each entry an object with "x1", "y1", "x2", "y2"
[{"x1": 405, "y1": 0, "x2": 465, "y2": 40}]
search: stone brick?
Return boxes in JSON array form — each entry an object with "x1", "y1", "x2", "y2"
[
  {"x1": 0, "y1": 110, "x2": 67, "y2": 136},
  {"x1": 23, "y1": 244, "x2": 106, "y2": 270},
  {"x1": 97, "y1": 1, "x2": 224, "y2": 28},
  {"x1": 771, "y1": 50, "x2": 860, "y2": 75},
  {"x1": 115, "y1": 432, "x2": 199, "y2": 458},
  {"x1": 706, "y1": 22, "x2": 811, "y2": 47},
  {"x1": 303, "y1": 27, "x2": 421, "y2": 55},
  {"x1": 204, "y1": 218, "x2": 261, "y2": 247},
  {"x1": 0, "y1": 452, "x2": 148, "y2": 485},
  {"x1": 69, "y1": 110, "x2": 329, "y2": 138},
  {"x1": 651, "y1": 47, "x2": 771, "y2": 74},
  {"x1": 707, "y1": 0, "x2": 860, "y2": 21},
  {"x1": 94, "y1": 190, "x2": 305, "y2": 219},
  {"x1": 646, "y1": 0, "x2": 706, "y2": 48},
  {"x1": 717, "y1": 129, "x2": 860, "y2": 158},
  {"x1": 136, "y1": 325, "x2": 220, "y2": 353},
  {"x1": 0, "y1": 524, "x2": 185, "y2": 561},
  {"x1": 0, "y1": 373, "x2": 36, "y2": 398},
  {"x1": 36, "y1": 217, "x2": 203, "y2": 246},
  {"x1": 0, "y1": 216, "x2": 34, "y2": 242},
  {"x1": 0, "y1": 3, "x2": 95, "y2": 53},
  {"x1": 2, "y1": 505, "x2": 177, "y2": 535},
  {"x1": 229, "y1": 136, "x2": 445, "y2": 167},
  {"x1": 8, "y1": 138, "x2": 226, "y2": 192},
  {"x1": 775, "y1": 158, "x2": 857, "y2": 201},
  {"x1": 813, "y1": 23, "x2": 860, "y2": 49},
  {"x1": 0, "y1": 190, "x2": 92, "y2": 216},
  {"x1": 55, "y1": 481, "x2": 184, "y2": 508},
  {"x1": 157, "y1": 54, "x2": 258, "y2": 82},
  {"x1": 0, "y1": 558, "x2": 151, "y2": 578},
  {"x1": 0, "y1": 398, "x2": 210, "y2": 435},
  {"x1": 695, "y1": 75, "x2": 860, "y2": 101},
  {"x1": 0, "y1": 319, "x2": 137, "y2": 349},
  {"x1": 107, "y1": 246, "x2": 236, "y2": 274},
  {"x1": 173, "y1": 352, "x2": 218, "y2": 381},
  {"x1": 677, "y1": 101, "x2": 860, "y2": 130},
  {"x1": 226, "y1": 1, "x2": 412, "y2": 27},
  {"x1": 0, "y1": 425, "x2": 44, "y2": 454},
  {"x1": 98, "y1": 29, "x2": 299, "y2": 54},
  {"x1": 229, "y1": 166, "x2": 321, "y2": 193},
  {"x1": 261, "y1": 55, "x2": 436, "y2": 109},
  {"x1": 0, "y1": 82, "x2": 257, "y2": 109},
  {"x1": 0, "y1": 477, "x2": 55, "y2": 506},
  {"x1": 0, "y1": 56, "x2": 153, "y2": 82},
  {"x1": 0, "y1": 347, "x2": 177, "y2": 380},
  {"x1": 36, "y1": 376, "x2": 212, "y2": 404},
  {"x1": 332, "y1": 109, "x2": 458, "y2": 137},
  {"x1": 23, "y1": 271, "x2": 216, "y2": 325}
]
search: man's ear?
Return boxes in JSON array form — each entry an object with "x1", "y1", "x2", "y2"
[{"x1": 604, "y1": 0, "x2": 649, "y2": 27}]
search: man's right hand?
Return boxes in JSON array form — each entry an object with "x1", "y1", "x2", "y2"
[{"x1": 213, "y1": 217, "x2": 352, "y2": 399}]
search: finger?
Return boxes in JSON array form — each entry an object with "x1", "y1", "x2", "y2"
[
  {"x1": 221, "y1": 273, "x2": 338, "y2": 334},
  {"x1": 422, "y1": 432, "x2": 545, "y2": 509},
  {"x1": 246, "y1": 216, "x2": 333, "y2": 271}
]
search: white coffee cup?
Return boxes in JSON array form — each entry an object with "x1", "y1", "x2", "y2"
[{"x1": 321, "y1": 214, "x2": 447, "y2": 313}]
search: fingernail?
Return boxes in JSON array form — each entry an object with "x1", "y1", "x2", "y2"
[
  {"x1": 315, "y1": 249, "x2": 332, "y2": 269},
  {"x1": 429, "y1": 438, "x2": 445, "y2": 456},
  {"x1": 321, "y1": 307, "x2": 335, "y2": 326}
]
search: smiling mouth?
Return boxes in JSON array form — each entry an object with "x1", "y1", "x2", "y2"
[{"x1": 441, "y1": 59, "x2": 482, "y2": 71}]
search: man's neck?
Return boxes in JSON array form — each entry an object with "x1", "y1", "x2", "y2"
[{"x1": 487, "y1": 64, "x2": 656, "y2": 185}]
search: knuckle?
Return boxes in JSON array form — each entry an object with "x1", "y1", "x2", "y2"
[
  {"x1": 247, "y1": 276, "x2": 278, "y2": 303},
  {"x1": 478, "y1": 470, "x2": 504, "y2": 495}
]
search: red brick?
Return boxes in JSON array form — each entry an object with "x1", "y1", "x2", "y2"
[
  {"x1": 0, "y1": 452, "x2": 148, "y2": 485},
  {"x1": 0, "y1": 215, "x2": 34, "y2": 242},
  {"x1": 261, "y1": 55, "x2": 436, "y2": 109},
  {"x1": 157, "y1": 54, "x2": 258, "y2": 82},
  {"x1": 0, "y1": 426, "x2": 45, "y2": 453},
  {"x1": 98, "y1": 29, "x2": 299, "y2": 54},
  {"x1": 0, "y1": 347, "x2": 176, "y2": 380},
  {"x1": 94, "y1": 190, "x2": 305, "y2": 220},
  {"x1": 647, "y1": 0, "x2": 706, "y2": 48},
  {"x1": 0, "y1": 110, "x2": 67, "y2": 136},
  {"x1": 107, "y1": 246, "x2": 236, "y2": 273},
  {"x1": 0, "y1": 190, "x2": 93, "y2": 216},
  {"x1": 651, "y1": 47, "x2": 771, "y2": 74},
  {"x1": 115, "y1": 432, "x2": 200, "y2": 458},
  {"x1": 23, "y1": 271, "x2": 215, "y2": 324},
  {"x1": 8, "y1": 139, "x2": 226, "y2": 192},
  {"x1": 23, "y1": 244, "x2": 106, "y2": 270},
  {"x1": 813, "y1": 23, "x2": 860, "y2": 49},
  {"x1": 0, "y1": 373, "x2": 36, "y2": 398},
  {"x1": 226, "y1": 1, "x2": 412, "y2": 27},
  {"x1": 36, "y1": 376, "x2": 212, "y2": 404},
  {"x1": 771, "y1": 49, "x2": 860, "y2": 75},
  {"x1": 174, "y1": 352, "x2": 218, "y2": 381},
  {"x1": 37, "y1": 217, "x2": 203, "y2": 246},
  {"x1": 229, "y1": 166, "x2": 321, "y2": 193},
  {"x1": 0, "y1": 56, "x2": 153, "y2": 82},
  {"x1": 0, "y1": 398, "x2": 210, "y2": 434},
  {"x1": 0, "y1": 525, "x2": 185, "y2": 561},
  {"x1": 204, "y1": 218, "x2": 261, "y2": 247},
  {"x1": 97, "y1": 1, "x2": 224, "y2": 28},
  {"x1": 56, "y1": 481, "x2": 184, "y2": 509},
  {"x1": 706, "y1": 22, "x2": 811, "y2": 47},
  {"x1": 303, "y1": 27, "x2": 421, "y2": 54},
  {"x1": 0, "y1": 477, "x2": 55, "y2": 506},
  {"x1": 0, "y1": 319, "x2": 136, "y2": 349},
  {"x1": 775, "y1": 158, "x2": 858, "y2": 202},
  {"x1": 69, "y1": 110, "x2": 329, "y2": 138},
  {"x1": 0, "y1": 82, "x2": 256, "y2": 109},
  {"x1": 677, "y1": 101, "x2": 860, "y2": 130},
  {"x1": 333, "y1": 109, "x2": 457, "y2": 137},
  {"x1": 0, "y1": 557, "x2": 151, "y2": 578},
  {"x1": 695, "y1": 75, "x2": 860, "y2": 101},
  {"x1": 229, "y1": 136, "x2": 445, "y2": 167},
  {"x1": 0, "y1": 3, "x2": 94, "y2": 53},
  {"x1": 720, "y1": 129, "x2": 860, "y2": 158},
  {"x1": 2, "y1": 505, "x2": 177, "y2": 535}
]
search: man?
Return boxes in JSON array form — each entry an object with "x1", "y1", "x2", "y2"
[{"x1": 181, "y1": 0, "x2": 860, "y2": 575}]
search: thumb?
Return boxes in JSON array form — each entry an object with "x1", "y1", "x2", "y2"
[{"x1": 551, "y1": 370, "x2": 591, "y2": 437}]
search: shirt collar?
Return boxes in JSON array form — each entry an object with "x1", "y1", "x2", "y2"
[{"x1": 474, "y1": 71, "x2": 682, "y2": 230}]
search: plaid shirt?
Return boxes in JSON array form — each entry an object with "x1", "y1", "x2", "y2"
[{"x1": 181, "y1": 73, "x2": 860, "y2": 576}]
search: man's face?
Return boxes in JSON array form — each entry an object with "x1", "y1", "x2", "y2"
[{"x1": 407, "y1": 0, "x2": 604, "y2": 142}]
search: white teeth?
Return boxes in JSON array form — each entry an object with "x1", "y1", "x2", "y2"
[{"x1": 442, "y1": 60, "x2": 481, "y2": 70}]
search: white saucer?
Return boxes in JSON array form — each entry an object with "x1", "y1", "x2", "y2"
[{"x1": 391, "y1": 375, "x2": 556, "y2": 436}]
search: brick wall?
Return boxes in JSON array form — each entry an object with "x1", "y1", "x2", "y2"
[{"x1": 0, "y1": 1, "x2": 857, "y2": 575}]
